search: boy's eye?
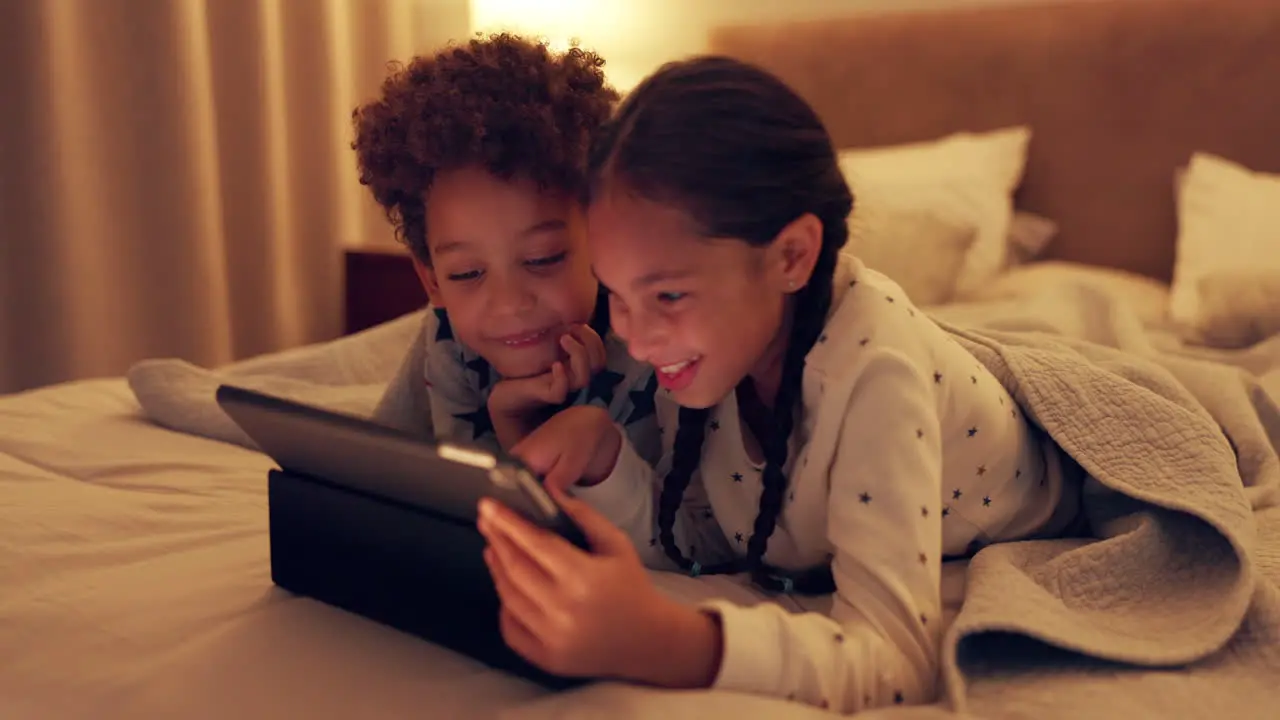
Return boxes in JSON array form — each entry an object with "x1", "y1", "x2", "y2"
[
  {"x1": 446, "y1": 269, "x2": 481, "y2": 282},
  {"x1": 656, "y1": 291, "x2": 687, "y2": 304},
  {"x1": 526, "y1": 251, "x2": 568, "y2": 268}
]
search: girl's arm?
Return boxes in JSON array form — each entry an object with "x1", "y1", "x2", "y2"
[
  {"x1": 696, "y1": 350, "x2": 945, "y2": 712},
  {"x1": 569, "y1": 425, "x2": 667, "y2": 563},
  {"x1": 571, "y1": 399, "x2": 735, "y2": 571}
]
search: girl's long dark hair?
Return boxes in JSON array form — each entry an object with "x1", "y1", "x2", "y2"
[{"x1": 586, "y1": 56, "x2": 853, "y2": 594}]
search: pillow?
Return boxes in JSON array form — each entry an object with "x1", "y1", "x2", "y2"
[
  {"x1": 1187, "y1": 271, "x2": 1280, "y2": 349},
  {"x1": 847, "y1": 208, "x2": 977, "y2": 306},
  {"x1": 1005, "y1": 211, "x2": 1059, "y2": 266},
  {"x1": 1170, "y1": 152, "x2": 1280, "y2": 338},
  {"x1": 838, "y1": 126, "x2": 1032, "y2": 296}
]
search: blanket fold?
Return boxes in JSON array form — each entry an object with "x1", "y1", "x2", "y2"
[{"x1": 936, "y1": 318, "x2": 1277, "y2": 712}]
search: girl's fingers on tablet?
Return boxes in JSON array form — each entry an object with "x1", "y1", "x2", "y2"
[
  {"x1": 479, "y1": 497, "x2": 578, "y2": 578},
  {"x1": 498, "y1": 605, "x2": 547, "y2": 666},
  {"x1": 486, "y1": 540, "x2": 555, "y2": 622}
]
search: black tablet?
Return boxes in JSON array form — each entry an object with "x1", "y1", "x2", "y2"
[{"x1": 215, "y1": 384, "x2": 589, "y2": 549}]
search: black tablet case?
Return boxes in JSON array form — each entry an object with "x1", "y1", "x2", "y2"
[{"x1": 267, "y1": 467, "x2": 585, "y2": 690}]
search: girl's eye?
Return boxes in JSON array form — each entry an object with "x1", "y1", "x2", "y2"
[
  {"x1": 656, "y1": 291, "x2": 687, "y2": 304},
  {"x1": 446, "y1": 269, "x2": 481, "y2": 282},
  {"x1": 526, "y1": 251, "x2": 568, "y2": 268}
]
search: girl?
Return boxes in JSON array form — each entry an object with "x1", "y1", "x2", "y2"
[{"x1": 475, "y1": 56, "x2": 1079, "y2": 712}]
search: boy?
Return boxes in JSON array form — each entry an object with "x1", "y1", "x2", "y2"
[{"x1": 351, "y1": 33, "x2": 658, "y2": 465}]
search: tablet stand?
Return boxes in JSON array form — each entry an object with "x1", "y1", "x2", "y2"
[{"x1": 267, "y1": 468, "x2": 586, "y2": 690}]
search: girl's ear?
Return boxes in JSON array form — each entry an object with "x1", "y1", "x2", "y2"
[
  {"x1": 411, "y1": 255, "x2": 446, "y2": 308},
  {"x1": 766, "y1": 213, "x2": 824, "y2": 293}
]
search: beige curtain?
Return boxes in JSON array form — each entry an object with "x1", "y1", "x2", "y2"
[{"x1": 0, "y1": 0, "x2": 469, "y2": 394}]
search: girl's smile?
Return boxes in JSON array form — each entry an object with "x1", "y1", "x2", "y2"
[
  {"x1": 587, "y1": 191, "x2": 796, "y2": 410},
  {"x1": 655, "y1": 355, "x2": 703, "y2": 391}
]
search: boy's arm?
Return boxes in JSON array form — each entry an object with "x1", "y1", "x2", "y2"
[
  {"x1": 425, "y1": 349, "x2": 498, "y2": 453},
  {"x1": 369, "y1": 313, "x2": 434, "y2": 439},
  {"x1": 391, "y1": 307, "x2": 498, "y2": 453}
]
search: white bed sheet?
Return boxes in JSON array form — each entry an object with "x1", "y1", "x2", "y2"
[
  {"x1": 0, "y1": 380, "x2": 853, "y2": 720},
  {"x1": 942, "y1": 260, "x2": 1280, "y2": 389},
  {"x1": 0, "y1": 379, "x2": 535, "y2": 719},
  {"x1": 4, "y1": 260, "x2": 1279, "y2": 720}
]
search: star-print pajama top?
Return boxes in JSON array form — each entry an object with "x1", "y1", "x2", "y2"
[
  {"x1": 369, "y1": 306, "x2": 662, "y2": 464},
  {"x1": 574, "y1": 252, "x2": 1079, "y2": 714}
]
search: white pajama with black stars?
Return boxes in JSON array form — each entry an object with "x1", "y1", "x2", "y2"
[{"x1": 575, "y1": 253, "x2": 1076, "y2": 713}]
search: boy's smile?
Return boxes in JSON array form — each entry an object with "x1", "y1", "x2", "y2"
[{"x1": 417, "y1": 166, "x2": 599, "y2": 380}]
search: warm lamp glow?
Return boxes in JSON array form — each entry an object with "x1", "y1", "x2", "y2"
[
  {"x1": 470, "y1": 0, "x2": 593, "y2": 51},
  {"x1": 467, "y1": 0, "x2": 660, "y2": 90}
]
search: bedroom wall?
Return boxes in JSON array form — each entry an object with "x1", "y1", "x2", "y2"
[
  {"x1": 0, "y1": 0, "x2": 1083, "y2": 394},
  {"x1": 470, "y1": 0, "x2": 1096, "y2": 91}
]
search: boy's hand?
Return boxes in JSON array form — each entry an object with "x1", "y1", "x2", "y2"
[
  {"x1": 488, "y1": 365, "x2": 568, "y2": 451},
  {"x1": 557, "y1": 324, "x2": 607, "y2": 392},
  {"x1": 487, "y1": 324, "x2": 608, "y2": 450},
  {"x1": 489, "y1": 362, "x2": 570, "y2": 417},
  {"x1": 510, "y1": 405, "x2": 622, "y2": 492}
]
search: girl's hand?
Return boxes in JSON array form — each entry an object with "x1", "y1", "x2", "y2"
[
  {"x1": 477, "y1": 489, "x2": 722, "y2": 685},
  {"x1": 510, "y1": 405, "x2": 621, "y2": 492}
]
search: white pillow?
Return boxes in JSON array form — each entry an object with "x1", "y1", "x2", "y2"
[
  {"x1": 847, "y1": 208, "x2": 977, "y2": 306},
  {"x1": 838, "y1": 126, "x2": 1032, "y2": 296},
  {"x1": 1192, "y1": 271, "x2": 1280, "y2": 349},
  {"x1": 1171, "y1": 152, "x2": 1280, "y2": 337}
]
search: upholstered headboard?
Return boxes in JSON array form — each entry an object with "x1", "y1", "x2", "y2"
[{"x1": 709, "y1": 0, "x2": 1280, "y2": 282}]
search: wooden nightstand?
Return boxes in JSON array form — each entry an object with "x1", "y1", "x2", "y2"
[{"x1": 343, "y1": 243, "x2": 429, "y2": 335}]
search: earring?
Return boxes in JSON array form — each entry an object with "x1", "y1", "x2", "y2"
[{"x1": 788, "y1": 280, "x2": 796, "y2": 290}]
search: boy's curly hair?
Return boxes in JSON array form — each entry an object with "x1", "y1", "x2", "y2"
[{"x1": 351, "y1": 33, "x2": 619, "y2": 264}]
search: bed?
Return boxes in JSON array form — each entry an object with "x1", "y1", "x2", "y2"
[{"x1": 3, "y1": 0, "x2": 1280, "y2": 718}]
